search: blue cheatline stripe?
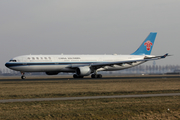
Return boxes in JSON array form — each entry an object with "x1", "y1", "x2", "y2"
[{"x1": 5, "y1": 62, "x2": 101, "y2": 67}]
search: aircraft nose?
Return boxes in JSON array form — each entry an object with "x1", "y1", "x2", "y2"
[{"x1": 5, "y1": 62, "x2": 9, "y2": 68}]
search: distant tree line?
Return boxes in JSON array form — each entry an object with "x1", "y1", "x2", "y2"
[
  {"x1": 124, "y1": 65, "x2": 180, "y2": 74},
  {"x1": 102, "y1": 65, "x2": 180, "y2": 75}
]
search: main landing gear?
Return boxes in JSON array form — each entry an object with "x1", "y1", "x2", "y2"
[
  {"x1": 73, "y1": 74, "x2": 102, "y2": 78},
  {"x1": 91, "y1": 74, "x2": 102, "y2": 78},
  {"x1": 73, "y1": 74, "x2": 84, "y2": 78},
  {"x1": 21, "y1": 72, "x2": 26, "y2": 79}
]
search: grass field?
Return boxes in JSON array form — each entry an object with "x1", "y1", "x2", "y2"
[
  {"x1": 0, "y1": 96, "x2": 180, "y2": 119},
  {"x1": 0, "y1": 76, "x2": 180, "y2": 119},
  {"x1": 0, "y1": 76, "x2": 180, "y2": 99}
]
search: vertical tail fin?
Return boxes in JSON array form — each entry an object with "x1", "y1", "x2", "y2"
[{"x1": 131, "y1": 32, "x2": 157, "y2": 55}]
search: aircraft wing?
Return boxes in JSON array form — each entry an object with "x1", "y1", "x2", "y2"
[
  {"x1": 70, "y1": 53, "x2": 169, "y2": 69},
  {"x1": 89, "y1": 53, "x2": 170, "y2": 69}
]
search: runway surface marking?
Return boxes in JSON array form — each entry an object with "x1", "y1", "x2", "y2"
[{"x1": 0, "y1": 93, "x2": 180, "y2": 103}]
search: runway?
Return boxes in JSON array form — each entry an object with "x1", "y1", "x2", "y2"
[
  {"x1": 0, "y1": 74, "x2": 180, "y2": 81},
  {"x1": 0, "y1": 93, "x2": 180, "y2": 103}
]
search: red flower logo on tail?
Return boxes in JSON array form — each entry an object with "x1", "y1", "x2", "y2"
[{"x1": 144, "y1": 41, "x2": 153, "y2": 51}]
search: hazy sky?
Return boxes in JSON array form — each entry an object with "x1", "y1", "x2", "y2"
[{"x1": 0, "y1": 0, "x2": 180, "y2": 69}]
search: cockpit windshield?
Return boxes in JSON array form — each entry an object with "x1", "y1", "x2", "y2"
[{"x1": 9, "y1": 60, "x2": 17, "y2": 62}]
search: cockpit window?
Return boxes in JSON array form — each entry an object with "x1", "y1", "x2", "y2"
[{"x1": 9, "y1": 60, "x2": 17, "y2": 62}]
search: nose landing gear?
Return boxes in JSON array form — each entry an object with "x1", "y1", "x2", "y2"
[{"x1": 21, "y1": 72, "x2": 26, "y2": 79}]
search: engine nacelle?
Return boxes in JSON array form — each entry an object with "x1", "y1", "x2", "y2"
[
  {"x1": 76, "y1": 67, "x2": 91, "y2": 76},
  {"x1": 45, "y1": 72, "x2": 59, "y2": 75}
]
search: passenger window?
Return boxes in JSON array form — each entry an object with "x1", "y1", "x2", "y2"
[
  {"x1": 49, "y1": 57, "x2": 51, "y2": 59},
  {"x1": 36, "y1": 57, "x2": 39, "y2": 59},
  {"x1": 44, "y1": 57, "x2": 47, "y2": 59},
  {"x1": 32, "y1": 57, "x2": 35, "y2": 60}
]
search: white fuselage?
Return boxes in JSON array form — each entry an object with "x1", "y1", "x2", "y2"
[{"x1": 5, "y1": 54, "x2": 149, "y2": 72}]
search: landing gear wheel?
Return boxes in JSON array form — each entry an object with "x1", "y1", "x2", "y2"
[
  {"x1": 91, "y1": 74, "x2": 94, "y2": 78},
  {"x1": 91, "y1": 74, "x2": 102, "y2": 78},
  {"x1": 20, "y1": 72, "x2": 26, "y2": 79},
  {"x1": 73, "y1": 74, "x2": 78, "y2": 78},
  {"x1": 91, "y1": 74, "x2": 95, "y2": 78},
  {"x1": 21, "y1": 76, "x2": 26, "y2": 79},
  {"x1": 73, "y1": 74, "x2": 84, "y2": 78},
  {"x1": 97, "y1": 74, "x2": 102, "y2": 78}
]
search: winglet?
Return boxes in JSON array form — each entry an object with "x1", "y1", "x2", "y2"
[
  {"x1": 144, "y1": 53, "x2": 170, "y2": 60},
  {"x1": 131, "y1": 32, "x2": 157, "y2": 55},
  {"x1": 161, "y1": 53, "x2": 168, "y2": 58}
]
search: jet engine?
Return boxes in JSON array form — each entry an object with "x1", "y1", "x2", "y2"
[
  {"x1": 45, "y1": 72, "x2": 59, "y2": 75},
  {"x1": 76, "y1": 67, "x2": 91, "y2": 76}
]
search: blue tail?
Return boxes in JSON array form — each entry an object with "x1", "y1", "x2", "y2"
[{"x1": 131, "y1": 32, "x2": 157, "y2": 55}]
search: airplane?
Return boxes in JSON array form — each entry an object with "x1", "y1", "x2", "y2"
[{"x1": 5, "y1": 32, "x2": 169, "y2": 79}]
